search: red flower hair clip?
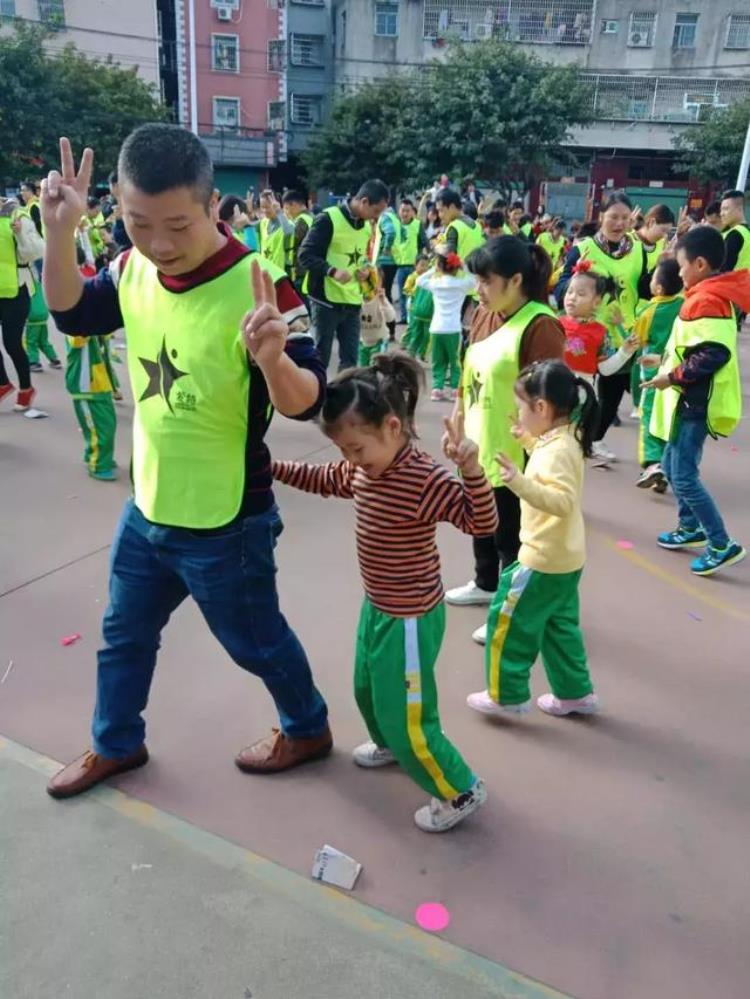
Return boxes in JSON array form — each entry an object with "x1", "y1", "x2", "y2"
[
  {"x1": 445, "y1": 252, "x2": 462, "y2": 271},
  {"x1": 572, "y1": 259, "x2": 593, "y2": 275}
]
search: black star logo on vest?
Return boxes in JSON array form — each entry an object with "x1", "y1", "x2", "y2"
[
  {"x1": 138, "y1": 338, "x2": 188, "y2": 414},
  {"x1": 467, "y1": 373, "x2": 482, "y2": 409},
  {"x1": 346, "y1": 250, "x2": 360, "y2": 266}
]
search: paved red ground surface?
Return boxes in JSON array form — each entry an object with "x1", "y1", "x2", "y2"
[{"x1": 2, "y1": 329, "x2": 749, "y2": 999}]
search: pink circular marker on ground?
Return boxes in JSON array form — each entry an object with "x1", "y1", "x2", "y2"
[
  {"x1": 616, "y1": 540, "x2": 634, "y2": 551},
  {"x1": 415, "y1": 902, "x2": 451, "y2": 932}
]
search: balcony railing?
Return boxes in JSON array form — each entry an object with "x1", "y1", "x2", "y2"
[
  {"x1": 423, "y1": 0, "x2": 595, "y2": 45},
  {"x1": 199, "y1": 126, "x2": 279, "y2": 168},
  {"x1": 583, "y1": 74, "x2": 750, "y2": 124}
]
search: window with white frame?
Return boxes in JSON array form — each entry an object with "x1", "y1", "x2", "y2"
[
  {"x1": 211, "y1": 34, "x2": 239, "y2": 72},
  {"x1": 290, "y1": 94, "x2": 322, "y2": 126},
  {"x1": 290, "y1": 34, "x2": 325, "y2": 66},
  {"x1": 268, "y1": 39, "x2": 284, "y2": 72},
  {"x1": 726, "y1": 13, "x2": 750, "y2": 49},
  {"x1": 673, "y1": 13, "x2": 698, "y2": 49},
  {"x1": 375, "y1": 0, "x2": 399, "y2": 37},
  {"x1": 213, "y1": 97, "x2": 240, "y2": 131},
  {"x1": 628, "y1": 11, "x2": 656, "y2": 47}
]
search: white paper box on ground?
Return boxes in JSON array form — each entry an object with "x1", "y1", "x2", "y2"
[{"x1": 311, "y1": 844, "x2": 362, "y2": 890}]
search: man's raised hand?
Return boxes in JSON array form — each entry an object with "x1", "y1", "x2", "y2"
[
  {"x1": 241, "y1": 260, "x2": 287, "y2": 369},
  {"x1": 40, "y1": 138, "x2": 93, "y2": 234}
]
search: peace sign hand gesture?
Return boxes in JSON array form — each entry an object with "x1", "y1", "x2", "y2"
[
  {"x1": 40, "y1": 137, "x2": 93, "y2": 235},
  {"x1": 442, "y1": 411, "x2": 481, "y2": 476},
  {"x1": 241, "y1": 260, "x2": 287, "y2": 370},
  {"x1": 495, "y1": 452, "x2": 519, "y2": 484}
]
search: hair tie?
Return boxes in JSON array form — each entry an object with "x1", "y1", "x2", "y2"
[
  {"x1": 445, "y1": 252, "x2": 462, "y2": 270},
  {"x1": 572, "y1": 259, "x2": 593, "y2": 275}
]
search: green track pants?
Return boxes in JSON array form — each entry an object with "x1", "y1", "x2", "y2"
[
  {"x1": 430, "y1": 333, "x2": 461, "y2": 391},
  {"x1": 485, "y1": 563, "x2": 593, "y2": 706},
  {"x1": 72, "y1": 395, "x2": 117, "y2": 475},
  {"x1": 25, "y1": 321, "x2": 59, "y2": 365},
  {"x1": 355, "y1": 598, "x2": 474, "y2": 800},
  {"x1": 358, "y1": 340, "x2": 387, "y2": 367},
  {"x1": 403, "y1": 316, "x2": 431, "y2": 360},
  {"x1": 638, "y1": 369, "x2": 665, "y2": 467}
]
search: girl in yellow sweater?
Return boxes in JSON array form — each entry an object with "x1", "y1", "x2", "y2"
[{"x1": 465, "y1": 359, "x2": 601, "y2": 718}]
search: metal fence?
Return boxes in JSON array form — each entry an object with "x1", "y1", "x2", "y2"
[
  {"x1": 423, "y1": 0, "x2": 595, "y2": 44},
  {"x1": 583, "y1": 73, "x2": 750, "y2": 123}
]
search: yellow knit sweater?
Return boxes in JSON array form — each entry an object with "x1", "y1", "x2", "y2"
[{"x1": 506, "y1": 424, "x2": 586, "y2": 574}]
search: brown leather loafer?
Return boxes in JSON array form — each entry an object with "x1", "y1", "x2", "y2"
[
  {"x1": 235, "y1": 727, "x2": 333, "y2": 774},
  {"x1": 46, "y1": 746, "x2": 149, "y2": 799}
]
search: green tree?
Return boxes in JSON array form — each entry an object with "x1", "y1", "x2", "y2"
[
  {"x1": 673, "y1": 99, "x2": 750, "y2": 189},
  {"x1": 302, "y1": 41, "x2": 593, "y2": 195},
  {"x1": 0, "y1": 24, "x2": 169, "y2": 183}
]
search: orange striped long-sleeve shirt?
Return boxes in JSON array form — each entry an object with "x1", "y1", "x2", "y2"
[{"x1": 273, "y1": 445, "x2": 498, "y2": 617}]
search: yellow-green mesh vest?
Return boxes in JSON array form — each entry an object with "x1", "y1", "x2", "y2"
[
  {"x1": 723, "y1": 224, "x2": 750, "y2": 271},
  {"x1": 537, "y1": 231, "x2": 565, "y2": 268},
  {"x1": 577, "y1": 236, "x2": 645, "y2": 342},
  {"x1": 287, "y1": 211, "x2": 313, "y2": 277},
  {"x1": 446, "y1": 217, "x2": 485, "y2": 262},
  {"x1": 0, "y1": 216, "x2": 19, "y2": 298},
  {"x1": 118, "y1": 249, "x2": 255, "y2": 528},
  {"x1": 650, "y1": 313, "x2": 741, "y2": 442},
  {"x1": 318, "y1": 206, "x2": 371, "y2": 306},
  {"x1": 259, "y1": 217, "x2": 287, "y2": 271},
  {"x1": 393, "y1": 218, "x2": 421, "y2": 266},
  {"x1": 463, "y1": 300, "x2": 557, "y2": 487}
]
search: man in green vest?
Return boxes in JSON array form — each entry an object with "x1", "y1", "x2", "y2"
[
  {"x1": 435, "y1": 188, "x2": 485, "y2": 260},
  {"x1": 282, "y1": 188, "x2": 313, "y2": 294},
  {"x1": 298, "y1": 179, "x2": 389, "y2": 371},
  {"x1": 719, "y1": 189, "x2": 750, "y2": 273},
  {"x1": 258, "y1": 189, "x2": 295, "y2": 273},
  {"x1": 41, "y1": 126, "x2": 332, "y2": 799},
  {"x1": 393, "y1": 198, "x2": 427, "y2": 324},
  {"x1": 647, "y1": 225, "x2": 748, "y2": 577}
]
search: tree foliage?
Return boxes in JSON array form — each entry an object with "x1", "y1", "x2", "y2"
[
  {"x1": 673, "y1": 100, "x2": 750, "y2": 189},
  {"x1": 0, "y1": 24, "x2": 169, "y2": 183},
  {"x1": 302, "y1": 41, "x2": 593, "y2": 194}
]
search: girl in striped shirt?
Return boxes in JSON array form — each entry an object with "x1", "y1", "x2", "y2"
[{"x1": 273, "y1": 352, "x2": 498, "y2": 832}]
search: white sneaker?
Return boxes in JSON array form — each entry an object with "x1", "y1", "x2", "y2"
[
  {"x1": 537, "y1": 692, "x2": 601, "y2": 717},
  {"x1": 472, "y1": 623, "x2": 487, "y2": 645},
  {"x1": 414, "y1": 778, "x2": 487, "y2": 833},
  {"x1": 590, "y1": 441, "x2": 616, "y2": 467},
  {"x1": 466, "y1": 690, "x2": 531, "y2": 717},
  {"x1": 629, "y1": 408, "x2": 640, "y2": 420},
  {"x1": 352, "y1": 741, "x2": 397, "y2": 768},
  {"x1": 445, "y1": 580, "x2": 494, "y2": 606}
]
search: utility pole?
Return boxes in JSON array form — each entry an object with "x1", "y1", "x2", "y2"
[
  {"x1": 736, "y1": 117, "x2": 750, "y2": 191},
  {"x1": 188, "y1": 0, "x2": 198, "y2": 135}
]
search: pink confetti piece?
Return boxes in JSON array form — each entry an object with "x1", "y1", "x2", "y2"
[
  {"x1": 730, "y1": 446, "x2": 739, "y2": 453},
  {"x1": 415, "y1": 902, "x2": 451, "y2": 932},
  {"x1": 616, "y1": 540, "x2": 634, "y2": 551},
  {"x1": 60, "y1": 633, "x2": 82, "y2": 647}
]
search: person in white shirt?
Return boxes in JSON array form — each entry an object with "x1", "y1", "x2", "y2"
[{"x1": 417, "y1": 250, "x2": 476, "y2": 401}]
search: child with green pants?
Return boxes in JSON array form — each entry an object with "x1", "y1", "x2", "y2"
[
  {"x1": 274, "y1": 352, "x2": 499, "y2": 832},
  {"x1": 25, "y1": 278, "x2": 61, "y2": 371},
  {"x1": 401, "y1": 256, "x2": 433, "y2": 359},
  {"x1": 416, "y1": 250, "x2": 476, "y2": 400},
  {"x1": 65, "y1": 334, "x2": 118, "y2": 481},
  {"x1": 467, "y1": 359, "x2": 601, "y2": 720}
]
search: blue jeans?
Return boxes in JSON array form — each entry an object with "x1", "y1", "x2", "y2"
[
  {"x1": 310, "y1": 300, "x2": 360, "y2": 371},
  {"x1": 395, "y1": 266, "x2": 413, "y2": 323},
  {"x1": 92, "y1": 500, "x2": 328, "y2": 758},
  {"x1": 661, "y1": 418, "x2": 729, "y2": 549}
]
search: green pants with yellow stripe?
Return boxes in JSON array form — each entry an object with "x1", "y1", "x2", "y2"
[
  {"x1": 355, "y1": 598, "x2": 474, "y2": 800},
  {"x1": 72, "y1": 395, "x2": 117, "y2": 476},
  {"x1": 485, "y1": 563, "x2": 593, "y2": 706},
  {"x1": 638, "y1": 370, "x2": 665, "y2": 467}
]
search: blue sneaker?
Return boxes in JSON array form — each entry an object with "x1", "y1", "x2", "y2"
[
  {"x1": 657, "y1": 527, "x2": 708, "y2": 550},
  {"x1": 89, "y1": 468, "x2": 118, "y2": 482},
  {"x1": 690, "y1": 542, "x2": 746, "y2": 577}
]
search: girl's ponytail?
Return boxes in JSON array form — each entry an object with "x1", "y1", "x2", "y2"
[
  {"x1": 525, "y1": 243, "x2": 553, "y2": 303},
  {"x1": 322, "y1": 350, "x2": 424, "y2": 438},
  {"x1": 573, "y1": 376, "x2": 599, "y2": 459},
  {"x1": 372, "y1": 351, "x2": 424, "y2": 436}
]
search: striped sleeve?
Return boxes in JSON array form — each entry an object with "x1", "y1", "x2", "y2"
[
  {"x1": 416, "y1": 466, "x2": 498, "y2": 536},
  {"x1": 272, "y1": 459, "x2": 355, "y2": 498}
]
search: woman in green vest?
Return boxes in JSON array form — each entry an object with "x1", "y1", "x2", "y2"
[
  {"x1": 258, "y1": 190, "x2": 294, "y2": 273},
  {"x1": 0, "y1": 198, "x2": 39, "y2": 410},
  {"x1": 444, "y1": 237, "x2": 567, "y2": 645},
  {"x1": 555, "y1": 191, "x2": 651, "y2": 463},
  {"x1": 393, "y1": 198, "x2": 427, "y2": 324},
  {"x1": 634, "y1": 204, "x2": 674, "y2": 277}
]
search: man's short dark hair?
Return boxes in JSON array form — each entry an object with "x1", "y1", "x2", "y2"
[
  {"x1": 654, "y1": 257, "x2": 683, "y2": 296},
  {"x1": 87, "y1": 195, "x2": 101, "y2": 209},
  {"x1": 282, "y1": 189, "x2": 307, "y2": 206},
  {"x1": 435, "y1": 188, "x2": 462, "y2": 210},
  {"x1": 118, "y1": 123, "x2": 214, "y2": 207},
  {"x1": 400, "y1": 198, "x2": 416, "y2": 210},
  {"x1": 485, "y1": 211, "x2": 504, "y2": 229},
  {"x1": 705, "y1": 200, "x2": 721, "y2": 216},
  {"x1": 511, "y1": 201, "x2": 524, "y2": 211},
  {"x1": 218, "y1": 194, "x2": 247, "y2": 223},
  {"x1": 721, "y1": 189, "x2": 745, "y2": 204},
  {"x1": 677, "y1": 224, "x2": 726, "y2": 271},
  {"x1": 355, "y1": 179, "x2": 390, "y2": 204}
]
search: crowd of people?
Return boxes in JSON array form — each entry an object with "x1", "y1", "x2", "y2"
[{"x1": 2, "y1": 124, "x2": 747, "y2": 835}]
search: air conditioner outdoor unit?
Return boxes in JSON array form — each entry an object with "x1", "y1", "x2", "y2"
[
  {"x1": 475, "y1": 22, "x2": 492, "y2": 39},
  {"x1": 628, "y1": 30, "x2": 649, "y2": 47},
  {"x1": 216, "y1": 5, "x2": 232, "y2": 20},
  {"x1": 601, "y1": 19, "x2": 618, "y2": 34}
]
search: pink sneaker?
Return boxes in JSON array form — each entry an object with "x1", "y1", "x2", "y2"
[
  {"x1": 430, "y1": 389, "x2": 444, "y2": 402},
  {"x1": 537, "y1": 693, "x2": 600, "y2": 717},
  {"x1": 467, "y1": 690, "x2": 531, "y2": 717}
]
